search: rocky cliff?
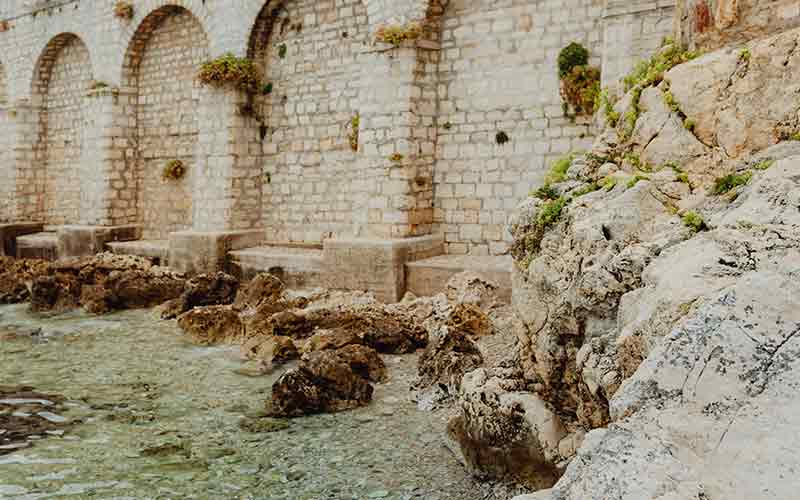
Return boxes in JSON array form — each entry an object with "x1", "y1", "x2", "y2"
[{"x1": 447, "y1": 24, "x2": 800, "y2": 499}]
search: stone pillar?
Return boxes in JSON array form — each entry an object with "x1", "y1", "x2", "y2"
[
  {"x1": 354, "y1": 39, "x2": 438, "y2": 239},
  {"x1": 167, "y1": 86, "x2": 264, "y2": 274},
  {"x1": 2, "y1": 100, "x2": 43, "y2": 222},
  {"x1": 193, "y1": 86, "x2": 263, "y2": 232}
]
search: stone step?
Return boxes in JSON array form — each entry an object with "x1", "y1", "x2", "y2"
[
  {"x1": 16, "y1": 232, "x2": 58, "y2": 261},
  {"x1": 405, "y1": 254, "x2": 514, "y2": 302},
  {"x1": 228, "y1": 245, "x2": 325, "y2": 289},
  {"x1": 107, "y1": 240, "x2": 169, "y2": 265}
]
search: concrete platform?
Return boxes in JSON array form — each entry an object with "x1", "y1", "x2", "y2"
[
  {"x1": 228, "y1": 245, "x2": 325, "y2": 288},
  {"x1": 405, "y1": 254, "x2": 513, "y2": 302},
  {"x1": 16, "y1": 232, "x2": 58, "y2": 261},
  {"x1": 107, "y1": 240, "x2": 169, "y2": 265}
]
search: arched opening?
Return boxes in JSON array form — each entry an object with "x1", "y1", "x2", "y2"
[
  {"x1": 122, "y1": 6, "x2": 209, "y2": 240},
  {"x1": 247, "y1": 0, "x2": 370, "y2": 244},
  {"x1": 32, "y1": 33, "x2": 93, "y2": 225}
]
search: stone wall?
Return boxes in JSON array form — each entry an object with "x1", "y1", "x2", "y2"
[
  {"x1": 0, "y1": 0, "x2": 719, "y2": 255},
  {"x1": 432, "y1": 0, "x2": 603, "y2": 255},
  {"x1": 602, "y1": 1, "x2": 676, "y2": 91},
  {"x1": 133, "y1": 8, "x2": 208, "y2": 239},
  {"x1": 254, "y1": 0, "x2": 368, "y2": 244},
  {"x1": 37, "y1": 34, "x2": 93, "y2": 225}
]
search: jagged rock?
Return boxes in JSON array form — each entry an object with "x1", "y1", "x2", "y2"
[
  {"x1": 176, "y1": 305, "x2": 244, "y2": 345},
  {"x1": 445, "y1": 303, "x2": 493, "y2": 338},
  {"x1": 445, "y1": 271, "x2": 501, "y2": 311},
  {"x1": 446, "y1": 368, "x2": 565, "y2": 490},
  {"x1": 241, "y1": 335, "x2": 299, "y2": 366},
  {"x1": 82, "y1": 269, "x2": 186, "y2": 314},
  {"x1": 268, "y1": 346, "x2": 385, "y2": 417},
  {"x1": 29, "y1": 274, "x2": 81, "y2": 313},
  {"x1": 28, "y1": 253, "x2": 185, "y2": 314},
  {"x1": 159, "y1": 272, "x2": 239, "y2": 319},
  {"x1": 0, "y1": 257, "x2": 50, "y2": 304},
  {"x1": 256, "y1": 304, "x2": 426, "y2": 354},
  {"x1": 301, "y1": 328, "x2": 363, "y2": 353},
  {"x1": 233, "y1": 272, "x2": 285, "y2": 311},
  {"x1": 416, "y1": 325, "x2": 483, "y2": 408}
]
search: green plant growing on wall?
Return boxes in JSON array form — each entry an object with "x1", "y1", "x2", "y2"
[
  {"x1": 375, "y1": 22, "x2": 422, "y2": 46},
  {"x1": 198, "y1": 53, "x2": 263, "y2": 93},
  {"x1": 442, "y1": 121, "x2": 452, "y2": 130},
  {"x1": 88, "y1": 80, "x2": 110, "y2": 91},
  {"x1": 495, "y1": 131, "x2": 510, "y2": 145},
  {"x1": 739, "y1": 47, "x2": 751, "y2": 62},
  {"x1": 162, "y1": 160, "x2": 187, "y2": 181},
  {"x1": 389, "y1": 153, "x2": 404, "y2": 162},
  {"x1": 348, "y1": 114, "x2": 360, "y2": 152},
  {"x1": 558, "y1": 43, "x2": 600, "y2": 117},
  {"x1": 113, "y1": 2, "x2": 133, "y2": 20},
  {"x1": 261, "y1": 82, "x2": 273, "y2": 95},
  {"x1": 278, "y1": 43, "x2": 288, "y2": 59}
]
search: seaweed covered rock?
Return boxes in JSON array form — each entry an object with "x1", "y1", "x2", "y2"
[{"x1": 268, "y1": 346, "x2": 386, "y2": 417}]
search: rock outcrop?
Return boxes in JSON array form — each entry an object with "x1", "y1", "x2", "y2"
[
  {"x1": 159, "y1": 272, "x2": 239, "y2": 319},
  {"x1": 268, "y1": 346, "x2": 386, "y2": 417},
  {"x1": 28, "y1": 253, "x2": 185, "y2": 314},
  {"x1": 0, "y1": 257, "x2": 50, "y2": 304},
  {"x1": 447, "y1": 27, "x2": 800, "y2": 498}
]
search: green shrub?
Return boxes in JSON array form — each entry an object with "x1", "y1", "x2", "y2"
[
  {"x1": 682, "y1": 211, "x2": 707, "y2": 233},
  {"x1": 198, "y1": 53, "x2": 262, "y2": 93},
  {"x1": 496, "y1": 131, "x2": 510, "y2": 145},
  {"x1": 713, "y1": 172, "x2": 752, "y2": 194},
  {"x1": 532, "y1": 184, "x2": 559, "y2": 200},
  {"x1": 560, "y1": 64, "x2": 601, "y2": 116},
  {"x1": 545, "y1": 154, "x2": 574, "y2": 185},
  {"x1": 754, "y1": 159, "x2": 774, "y2": 170},
  {"x1": 348, "y1": 114, "x2": 360, "y2": 152},
  {"x1": 558, "y1": 42, "x2": 589, "y2": 78},
  {"x1": 278, "y1": 43, "x2": 288, "y2": 59},
  {"x1": 375, "y1": 22, "x2": 422, "y2": 46},
  {"x1": 623, "y1": 42, "x2": 698, "y2": 92},
  {"x1": 626, "y1": 174, "x2": 649, "y2": 189}
]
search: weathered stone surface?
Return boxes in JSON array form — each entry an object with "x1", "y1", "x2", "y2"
[
  {"x1": 447, "y1": 368, "x2": 565, "y2": 490},
  {"x1": 233, "y1": 272, "x2": 285, "y2": 312},
  {"x1": 176, "y1": 305, "x2": 244, "y2": 346},
  {"x1": 268, "y1": 346, "x2": 385, "y2": 417},
  {"x1": 445, "y1": 272, "x2": 501, "y2": 312},
  {"x1": 417, "y1": 325, "x2": 483, "y2": 401}
]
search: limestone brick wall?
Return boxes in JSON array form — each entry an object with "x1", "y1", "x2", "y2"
[
  {"x1": 254, "y1": 0, "x2": 369, "y2": 243},
  {"x1": 37, "y1": 34, "x2": 93, "y2": 226},
  {"x1": 433, "y1": 0, "x2": 603, "y2": 255},
  {"x1": 603, "y1": 1, "x2": 676, "y2": 91},
  {"x1": 133, "y1": 9, "x2": 208, "y2": 240},
  {"x1": 0, "y1": 0, "x2": 698, "y2": 254}
]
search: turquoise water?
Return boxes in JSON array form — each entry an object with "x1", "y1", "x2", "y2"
[{"x1": 0, "y1": 304, "x2": 500, "y2": 500}]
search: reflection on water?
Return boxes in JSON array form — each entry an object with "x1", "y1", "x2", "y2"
[{"x1": 0, "y1": 304, "x2": 494, "y2": 500}]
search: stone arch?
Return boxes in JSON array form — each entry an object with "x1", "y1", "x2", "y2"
[
  {"x1": 32, "y1": 33, "x2": 94, "y2": 225},
  {"x1": 246, "y1": 0, "x2": 371, "y2": 243},
  {"x1": 122, "y1": 5, "x2": 210, "y2": 239}
]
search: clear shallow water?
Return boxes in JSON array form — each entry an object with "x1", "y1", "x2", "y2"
[{"x1": 0, "y1": 304, "x2": 496, "y2": 500}]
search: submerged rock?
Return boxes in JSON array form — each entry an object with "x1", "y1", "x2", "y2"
[
  {"x1": 268, "y1": 346, "x2": 386, "y2": 417},
  {"x1": 177, "y1": 305, "x2": 244, "y2": 345}
]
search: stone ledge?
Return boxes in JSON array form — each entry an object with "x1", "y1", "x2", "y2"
[
  {"x1": 0, "y1": 222, "x2": 44, "y2": 257},
  {"x1": 168, "y1": 230, "x2": 265, "y2": 275},
  {"x1": 57, "y1": 224, "x2": 142, "y2": 259}
]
